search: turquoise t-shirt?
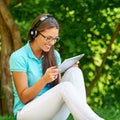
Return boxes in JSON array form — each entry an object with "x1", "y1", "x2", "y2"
[{"x1": 9, "y1": 41, "x2": 61, "y2": 117}]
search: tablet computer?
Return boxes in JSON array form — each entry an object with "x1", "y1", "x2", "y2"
[{"x1": 58, "y1": 53, "x2": 85, "y2": 73}]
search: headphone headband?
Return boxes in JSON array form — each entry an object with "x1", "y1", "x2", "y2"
[
  {"x1": 34, "y1": 14, "x2": 52, "y2": 29},
  {"x1": 30, "y1": 14, "x2": 52, "y2": 39}
]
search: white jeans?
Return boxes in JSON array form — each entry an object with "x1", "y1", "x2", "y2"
[{"x1": 17, "y1": 67, "x2": 104, "y2": 120}]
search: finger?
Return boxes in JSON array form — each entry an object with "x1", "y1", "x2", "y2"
[
  {"x1": 51, "y1": 75, "x2": 57, "y2": 81},
  {"x1": 47, "y1": 66, "x2": 56, "y2": 71},
  {"x1": 54, "y1": 75, "x2": 58, "y2": 79},
  {"x1": 50, "y1": 66, "x2": 57, "y2": 69},
  {"x1": 51, "y1": 68, "x2": 59, "y2": 74}
]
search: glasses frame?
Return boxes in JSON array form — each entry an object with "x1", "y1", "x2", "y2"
[{"x1": 39, "y1": 32, "x2": 60, "y2": 43}]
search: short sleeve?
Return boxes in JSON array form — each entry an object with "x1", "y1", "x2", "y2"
[{"x1": 9, "y1": 52, "x2": 27, "y2": 72}]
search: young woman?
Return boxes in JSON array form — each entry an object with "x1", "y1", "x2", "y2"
[{"x1": 9, "y1": 13, "x2": 104, "y2": 120}]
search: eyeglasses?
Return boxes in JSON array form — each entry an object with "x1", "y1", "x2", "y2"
[{"x1": 39, "y1": 32, "x2": 60, "y2": 43}]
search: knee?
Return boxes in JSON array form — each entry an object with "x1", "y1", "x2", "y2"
[
  {"x1": 58, "y1": 82, "x2": 77, "y2": 97},
  {"x1": 59, "y1": 81, "x2": 73, "y2": 90},
  {"x1": 65, "y1": 67, "x2": 83, "y2": 75}
]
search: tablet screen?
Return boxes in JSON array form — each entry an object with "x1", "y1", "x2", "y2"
[{"x1": 58, "y1": 54, "x2": 85, "y2": 73}]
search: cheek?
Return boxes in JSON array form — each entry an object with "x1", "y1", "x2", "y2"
[
  {"x1": 36, "y1": 38, "x2": 44, "y2": 46},
  {"x1": 37, "y1": 39, "x2": 47, "y2": 50},
  {"x1": 36, "y1": 35, "x2": 45, "y2": 44}
]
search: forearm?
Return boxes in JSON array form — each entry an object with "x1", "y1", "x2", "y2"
[{"x1": 20, "y1": 77, "x2": 47, "y2": 104}]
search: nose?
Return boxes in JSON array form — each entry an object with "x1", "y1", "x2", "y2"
[{"x1": 48, "y1": 40, "x2": 56, "y2": 45}]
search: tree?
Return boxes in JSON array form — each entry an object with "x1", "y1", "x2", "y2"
[
  {"x1": 86, "y1": 24, "x2": 120, "y2": 95},
  {"x1": 0, "y1": 0, "x2": 21, "y2": 114}
]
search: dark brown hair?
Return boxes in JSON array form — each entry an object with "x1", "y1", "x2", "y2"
[{"x1": 28, "y1": 13, "x2": 60, "y2": 87}]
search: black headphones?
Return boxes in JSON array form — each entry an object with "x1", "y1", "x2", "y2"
[{"x1": 30, "y1": 14, "x2": 52, "y2": 39}]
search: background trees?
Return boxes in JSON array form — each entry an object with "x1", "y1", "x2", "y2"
[
  {"x1": 0, "y1": 0, "x2": 120, "y2": 115},
  {"x1": 0, "y1": 0, "x2": 21, "y2": 114}
]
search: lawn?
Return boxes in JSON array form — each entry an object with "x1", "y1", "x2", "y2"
[
  {"x1": 94, "y1": 107, "x2": 120, "y2": 120},
  {"x1": 0, "y1": 107, "x2": 120, "y2": 120}
]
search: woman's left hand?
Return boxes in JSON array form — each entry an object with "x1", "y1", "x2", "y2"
[{"x1": 72, "y1": 61, "x2": 79, "y2": 67}]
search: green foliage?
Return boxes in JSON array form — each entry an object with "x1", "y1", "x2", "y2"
[{"x1": 9, "y1": 0, "x2": 120, "y2": 109}]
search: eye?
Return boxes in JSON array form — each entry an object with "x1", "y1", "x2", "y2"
[{"x1": 46, "y1": 36, "x2": 53, "y2": 40}]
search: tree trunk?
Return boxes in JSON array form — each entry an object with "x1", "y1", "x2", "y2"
[
  {"x1": 0, "y1": 0, "x2": 21, "y2": 115},
  {"x1": 86, "y1": 24, "x2": 120, "y2": 95}
]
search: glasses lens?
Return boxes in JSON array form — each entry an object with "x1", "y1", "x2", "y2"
[
  {"x1": 39, "y1": 32, "x2": 60, "y2": 42},
  {"x1": 47, "y1": 37, "x2": 60, "y2": 42}
]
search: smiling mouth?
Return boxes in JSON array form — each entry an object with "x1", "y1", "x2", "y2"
[{"x1": 45, "y1": 45, "x2": 51, "y2": 49}]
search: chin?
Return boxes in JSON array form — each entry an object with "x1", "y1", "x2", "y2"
[{"x1": 43, "y1": 49, "x2": 50, "y2": 52}]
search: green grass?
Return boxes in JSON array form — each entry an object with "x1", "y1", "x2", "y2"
[
  {"x1": 0, "y1": 115, "x2": 14, "y2": 120},
  {"x1": 67, "y1": 107, "x2": 120, "y2": 120},
  {"x1": 95, "y1": 107, "x2": 120, "y2": 120},
  {"x1": 68, "y1": 107, "x2": 120, "y2": 120},
  {"x1": 0, "y1": 107, "x2": 120, "y2": 120}
]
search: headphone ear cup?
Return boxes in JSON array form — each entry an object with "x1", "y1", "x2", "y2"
[{"x1": 30, "y1": 29, "x2": 38, "y2": 39}]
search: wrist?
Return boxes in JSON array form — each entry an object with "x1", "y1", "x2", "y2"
[{"x1": 41, "y1": 76, "x2": 47, "y2": 85}]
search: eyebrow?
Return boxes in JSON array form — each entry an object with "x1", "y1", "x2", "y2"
[{"x1": 44, "y1": 34, "x2": 58, "y2": 38}]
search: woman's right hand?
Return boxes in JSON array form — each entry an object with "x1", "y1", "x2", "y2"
[{"x1": 42, "y1": 66, "x2": 60, "y2": 84}]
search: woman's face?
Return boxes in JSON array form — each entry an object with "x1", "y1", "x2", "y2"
[{"x1": 35, "y1": 27, "x2": 59, "y2": 52}]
